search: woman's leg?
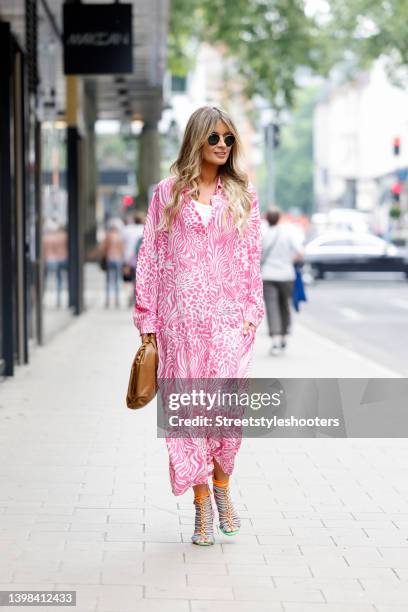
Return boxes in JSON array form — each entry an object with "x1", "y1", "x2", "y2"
[
  {"x1": 191, "y1": 482, "x2": 214, "y2": 545},
  {"x1": 105, "y1": 262, "x2": 112, "y2": 307},
  {"x1": 113, "y1": 261, "x2": 121, "y2": 307},
  {"x1": 211, "y1": 457, "x2": 241, "y2": 535},
  {"x1": 278, "y1": 280, "x2": 295, "y2": 336},
  {"x1": 165, "y1": 435, "x2": 214, "y2": 544},
  {"x1": 263, "y1": 280, "x2": 281, "y2": 337},
  {"x1": 56, "y1": 261, "x2": 63, "y2": 308},
  {"x1": 192, "y1": 483, "x2": 210, "y2": 497},
  {"x1": 212, "y1": 457, "x2": 229, "y2": 484},
  {"x1": 263, "y1": 281, "x2": 282, "y2": 354}
]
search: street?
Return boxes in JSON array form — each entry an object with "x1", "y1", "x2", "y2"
[{"x1": 299, "y1": 275, "x2": 408, "y2": 377}]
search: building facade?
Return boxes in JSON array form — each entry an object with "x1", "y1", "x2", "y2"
[
  {"x1": 314, "y1": 58, "x2": 408, "y2": 234},
  {"x1": 0, "y1": 0, "x2": 169, "y2": 377}
]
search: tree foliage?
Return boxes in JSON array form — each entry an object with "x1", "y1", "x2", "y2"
[
  {"x1": 317, "y1": 0, "x2": 408, "y2": 85},
  {"x1": 169, "y1": 0, "x2": 408, "y2": 106},
  {"x1": 168, "y1": 0, "x2": 326, "y2": 108},
  {"x1": 168, "y1": 0, "x2": 202, "y2": 76}
]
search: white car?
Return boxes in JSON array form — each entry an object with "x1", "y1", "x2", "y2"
[{"x1": 303, "y1": 231, "x2": 406, "y2": 279}]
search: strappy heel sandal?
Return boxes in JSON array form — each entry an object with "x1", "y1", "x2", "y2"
[
  {"x1": 191, "y1": 493, "x2": 215, "y2": 546},
  {"x1": 212, "y1": 478, "x2": 241, "y2": 536}
]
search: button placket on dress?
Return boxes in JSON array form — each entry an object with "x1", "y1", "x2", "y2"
[{"x1": 188, "y1": 186, "x2": 223, "y2": 377}]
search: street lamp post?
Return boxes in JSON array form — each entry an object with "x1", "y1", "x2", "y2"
[
  {"x1": 265, "y1": 122, "x2": 275, "y2": 208},
  {"x1": 265, "y1": 122, "x2": 280, "y2": 208}
]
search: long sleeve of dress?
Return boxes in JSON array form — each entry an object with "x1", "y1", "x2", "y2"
[
  {"x1": 243, "y1": 185, "x2": 265, "y2": 328},
  {"x1": 133, "y1": 186, "x2": 161, "y2": 334}
]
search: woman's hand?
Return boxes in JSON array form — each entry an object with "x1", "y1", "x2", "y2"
[
  {"x1": 141, "y1": 333, "x2": 156, "y2": 344},
  {"x1": 243, "y1": 320, "x2": 256, "y2": 335}
]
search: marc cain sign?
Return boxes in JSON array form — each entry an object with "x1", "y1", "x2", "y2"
[
  {"x1": 66, "y1": 33, "x2": 131, "y2": 48},
  {"x1": 63, "y1": 2, "x2": 133, "y2": 75}
]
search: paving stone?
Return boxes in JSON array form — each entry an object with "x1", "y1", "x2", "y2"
[
  {"x1": 283, "y1": 605, "x2": 374, "y2": 612},
  {"x1": 145, "y1": 584, "x2": 234, "y2": 599},
  {"x1": 232, "y1": 584, "x2": 325, "y2": 602},
  {"x1": 191, "y1": 602, "x2": 282, "y2": 612}
]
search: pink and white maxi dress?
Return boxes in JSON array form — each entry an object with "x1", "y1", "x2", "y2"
[{"x1": 133, "y1": 174, "x2": 264, "y2": 495}]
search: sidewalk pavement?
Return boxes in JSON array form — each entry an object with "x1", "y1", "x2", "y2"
[
  {"x1": 1, "y1": 275, "x2": 408, "y2": 611},
  {"x1": 253, "y1": 317, "x2": 401, "y2": 378}
]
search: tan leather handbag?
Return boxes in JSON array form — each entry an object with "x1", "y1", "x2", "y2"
[{"x1": 126, "y1": 333, "x2": 159, "y2": 409}]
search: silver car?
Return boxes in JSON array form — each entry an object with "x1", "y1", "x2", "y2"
[{"x1": 303, "y1": 231, "x2": 407, "y2": 279}]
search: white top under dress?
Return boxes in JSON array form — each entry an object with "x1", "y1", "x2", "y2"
[{"x1": 192, "y1": 199, "x2": 213, "y2": 226}]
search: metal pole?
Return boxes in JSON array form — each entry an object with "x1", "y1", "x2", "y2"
[
  {"x1": 66, "y1": 75, "x2": 84, "y2": 315},
  {"x1": 0, "y1": 23, "x2": 14, "y2": 375},
  {"x1": 266, "y1": 122, "x2": 275, "y2": 208}
]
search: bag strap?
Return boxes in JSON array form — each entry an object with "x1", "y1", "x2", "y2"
[{"x1": 261, "y1": 226, "x2": 280, "y2": 267}]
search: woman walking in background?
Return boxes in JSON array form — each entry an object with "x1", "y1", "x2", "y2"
[
  {"x1": 133, "y1": 106, "x2": 264, "y2": 545},
  {"x1": 121, "y1": 212, "x2": 145, "y2": 306},
  {"x1": 100, "y1": 218, "x2": 125, "y2": 308},
  {"x1": 261, "y1": 208, "x2": 304, "y2": 356},
  {"x1": 43, "y1": 220, "x2": 68, "y2": 308}
]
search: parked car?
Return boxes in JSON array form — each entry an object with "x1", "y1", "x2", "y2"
[{"x1": 303, "y1": 231, "x2": 408, "y2": 279}]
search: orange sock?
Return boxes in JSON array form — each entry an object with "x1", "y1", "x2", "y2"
[
  {"x1": 212, "y1": 477, "x2": 229, "y2": 488},
  {"x1": 194, "y1": 490, "x2": 210, "y2": 501}
]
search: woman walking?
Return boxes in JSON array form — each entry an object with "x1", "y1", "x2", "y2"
[
  {"x1": 101, "y1": 218, "x2": 125, "y2": 308},
  {"x1": 121, "y1": 212, "x2": 145, "y2": 306},
  {"x1": 261, "y1": 208, "x2": 303, "y2": 356},
  {"x1": 133, "y1": 106, "x2": 264, "y2": 545}
]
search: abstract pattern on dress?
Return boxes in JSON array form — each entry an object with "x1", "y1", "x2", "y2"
[{"x1": 133, "y1": 174, "x2": 264, "y2": 495}]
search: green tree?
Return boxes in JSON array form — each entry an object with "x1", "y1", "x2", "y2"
[
  {"x1": 321, "y1": 0, "x2": 408, "y2": 85},
  {"x1": 169, "y1": 0, "x2": 326, "y2": 108},
  {"x1": 168, "y1": 0, "x2": 202, "y2": 76}
]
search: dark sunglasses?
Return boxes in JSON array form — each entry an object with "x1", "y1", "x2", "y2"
[{"x1": 207, "y1": 132, "x2": 235, "y2": 147}]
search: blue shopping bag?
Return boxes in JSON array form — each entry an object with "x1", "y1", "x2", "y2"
[{"x1": 292, "y1": 263, "x2": 307, "y2": 312}]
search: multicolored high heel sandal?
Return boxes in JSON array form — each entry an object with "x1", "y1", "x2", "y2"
[
  {"x1": 191, "y1": 493, "x2": 215, "y2": 546},
  {"x1": 212, "y1": 478, "x2": 241, "y2": 536}
]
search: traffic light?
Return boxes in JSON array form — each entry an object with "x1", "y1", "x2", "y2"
[
  {"x1": 393, "y1": 137, "x2": 401, "y2": 156},
  {"x1": 391, "y1": 181, "x2": 402, "y2": 203},
  {"x1": 123, "y1": 195, "x2": 134, "y2": 207}
]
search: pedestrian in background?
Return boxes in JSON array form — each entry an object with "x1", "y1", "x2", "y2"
[
  {"x1": 121, "y1": 212, "x2": 145, "y2": 306},
  {"x1": 261, "y1": 208, "x2": 304, "y2": 356},
  {"x1": 100, "y1": 218, "x2": 125, "y2": 308},
  {"x1": 43, "y1": 220, "x2": 68, "y2": 308},
  {"x1": 133, "y1": 106, "x2": 264, "y2": 546}
]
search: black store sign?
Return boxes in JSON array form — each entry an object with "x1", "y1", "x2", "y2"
[{"x1": 63, "y1": 3, "x2": 133, "y2": 75}]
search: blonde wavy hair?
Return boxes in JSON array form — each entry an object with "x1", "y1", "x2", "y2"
[{"x1": 157, "y1": 106, "x2": 253, "y2": 237}]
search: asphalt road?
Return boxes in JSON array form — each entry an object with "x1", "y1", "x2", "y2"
[{"x1": 298, "y1": 272, "x2": 408, "y2": 376}]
